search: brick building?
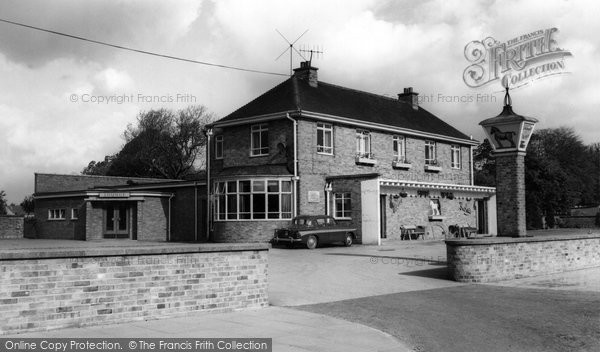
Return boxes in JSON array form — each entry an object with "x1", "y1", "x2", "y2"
[
  {"x1": 32, "y1": 62, "x2": 496, "y2": 244},
  {"x1": 33, "y1": 173, "x2": 207, "y2": 241},
  {"x1": 207, "y1": 62, "x2": 497, "y2": 244}
]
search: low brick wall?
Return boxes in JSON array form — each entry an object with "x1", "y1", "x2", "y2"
[
  {"x1": 0, "y1": 243, "x2": 268, "y2": 335},
  {"x1": 446, "y1": 233, "x2": 600, "y2": 282},
  {"x1": 0, "y1": 216, "x2": 24, "y2": 239}
]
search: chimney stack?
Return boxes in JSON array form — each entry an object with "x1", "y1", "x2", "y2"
[
  {"x1": 398, "y1": 87, "x2": 419, "y2": 110},
  {"x1": 293, "y1": 61, "x2": 318, "y2": 88}
]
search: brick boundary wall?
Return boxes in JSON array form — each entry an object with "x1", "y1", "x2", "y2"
[
  {"x1": 0, "y1": 243, "x2": 268, "y2": 335},
  {"x1": 0, "y1": 216, "x2": 24, "y2": 239},
  {"x1": 446, "y1": 234, "x2": 600, "y2": 282}
]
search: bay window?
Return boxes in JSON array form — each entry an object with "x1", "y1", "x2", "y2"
[{"x1": 214, "y1": 179, "x2": 292, "y2": 220}]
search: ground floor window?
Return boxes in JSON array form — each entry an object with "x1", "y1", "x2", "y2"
[
  {"x1": 334, "y1": 192, "x2": 352, "y2": 219},
  {"x1": 48, "y1": 208, "x2": 66, "y2": 220},
  {"x1": 214, "y1": 178, "x2": 292, "y2": 220}
]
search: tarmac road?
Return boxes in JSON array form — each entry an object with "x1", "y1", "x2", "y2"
[
  {"x1": 270, "y1": 241, "x2": 600, "y2": 352},
  {"x1": 294, "y1": 284, "x2": 600, "y2": 352}
]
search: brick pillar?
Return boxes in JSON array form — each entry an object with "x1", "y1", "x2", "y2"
[{"x1": 494, "y1": 152, "x2": 526, "y2": 237}]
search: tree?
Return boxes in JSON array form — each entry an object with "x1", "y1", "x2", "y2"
[
  {"x1": 20, "y1": 195, "x2": 34, "y2": 215},
  {"x1": 82, "y1": 105, "x2": 215, "y2": 179},
  {"x1": 0, "y1": 190, "x2": 7, "y2": 215},
  {"x1": 81, "y1": 155, "x2": 115, "y2": 176},
  {"x1": 525, "y1": 127, "x2": 595, "y2": 229},
  {"x1": 473, "y1": 139, "x2": 495, "y2": 187}
]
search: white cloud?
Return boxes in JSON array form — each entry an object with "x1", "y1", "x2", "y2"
[{"x1": 0, "y1": 0, "x2": 599, "y2": 203}]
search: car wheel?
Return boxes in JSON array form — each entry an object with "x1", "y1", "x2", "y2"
[
  {"x1": 306, "y1": 235, "x2": 318, "y2": 249},
  {"x1": 344, "y1": 233, "x2": 353, "y2": 247}
]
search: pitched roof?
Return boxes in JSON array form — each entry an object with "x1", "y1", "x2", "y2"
[{"x1": 218, "y1": 76, "x2": 472, "y2": 141}]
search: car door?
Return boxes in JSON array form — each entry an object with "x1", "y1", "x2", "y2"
[
  {"x1": 325, "y1": 216, "x2": 344, "y2": 243},
  {"x1": 314, "y1": 217, "x2": 330, "y2": 243}
]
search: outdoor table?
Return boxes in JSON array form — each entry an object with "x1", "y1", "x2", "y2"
[{"x1": 460, "y1": 226, "x2": 478, "y2": 238}]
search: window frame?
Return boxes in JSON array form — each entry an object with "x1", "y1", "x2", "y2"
[
  {"x1": 48, "y1": 208, "x2": 66, "y2": 220},
  {"x1": 214, "y1": 178, "x2": 292, "y2": 221},
  {"x1": 316, "y1": 123, "x2": 334, "y2": 155},
  {"x1": 451, "y1": 145, "x2": 462, "y2": 169},
  {"x1": 250, "y1": 124, "x2": 269, "y2": 157},
  {"x1": 71, "y1": 208, "x2": 79, "y2": 220},
  {"x1": 356, "y1": 130, "x2": 372, "y2": 158},
  {"x1": 215, "y1": 135, "x2": 224, "y2": 160},
  {"x1": 393, "y1": 135, "x2": 406, "y2": 162},
  {"x1": 424, "y1": 140, "x2": 437, "y2": 165},
  {"x1": 333, "y1": 192, "x2": 352, "y2": 220}
]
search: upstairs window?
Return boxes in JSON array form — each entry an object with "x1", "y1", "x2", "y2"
[
  {"x1": 356, "y1": 130, "x2": 372, "y2": 158},
  {"x1": 451, "y1": 145, "x2": 461, "y2": 169},
  {"x1": 425, "y1": 140, "x2": 437, "y2": 165},
  {"x1": 251, "y1": 124, "x2": 269, "y2": 156},
  {"x1": 317, "y1": 123, "x2": 333, "y2": 154},
  {"x1": 215, "y1": 135, "x2": 223, "y2": 159},
  {"x1": 393, "y1": 136, "x2": 406, "y2": 162}
]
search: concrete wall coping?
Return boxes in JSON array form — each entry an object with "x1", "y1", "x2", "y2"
[
  {"x1": 446, "y1": 233, "x2": 600, "y2": 246},
  {"x1": 0, "y1": 242, "x2": 269, "y2": 261}
]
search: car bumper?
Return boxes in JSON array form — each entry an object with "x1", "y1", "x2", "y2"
[{"x1": 272, "y1": 237, "x2": 303, "y2": 243}]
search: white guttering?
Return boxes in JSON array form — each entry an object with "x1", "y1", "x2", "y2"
[
  {"x1": 470, "y1": 146, "x2": 475, "y2": 185},
  {"x1": 168, "y1": 193, "x2": 174, "y2": 242},
  {"x1": 194, "y1": 182, "x2": 198, "y2": 242},
  {"x1": 379, "y1": 179, "x2": 496, "y2": 193},
  {"x1": 285, "y1": 113, "x2": 299, "y2": 218},
  {"x1": 205, "y1": 128, "x2": 213, "y2": 242},
  {"x1": 210, "y1": 112, "x2": 288, "y2": 128},
  {"x1": 210, "y1": 110, "x2": 478, "y2": 146},
  {"x1": 35, "y1": 191, "x2": 173, "y2": 200}
]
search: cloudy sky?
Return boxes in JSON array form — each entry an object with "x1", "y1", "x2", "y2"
[{"x1": 0, "y1": 0, "x2": 598, "y2": 203}]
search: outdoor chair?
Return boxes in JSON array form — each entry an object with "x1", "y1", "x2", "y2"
[{"x1": 401, "y1": 225, "x2": 425, "y2": 240}]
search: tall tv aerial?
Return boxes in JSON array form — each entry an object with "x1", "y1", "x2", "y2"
[
  {"x1": 275, "y1": 29, "x2": 308, "y2": 76},
  {"x1": 299, "y1": 45, "x2": 323, "y2": 66}
]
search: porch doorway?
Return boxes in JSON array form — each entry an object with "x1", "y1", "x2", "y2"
[
  {"x1": 380, "y1": 195, "x2": 387, "y2": 238},
  {"x1": 477, "y1": 199, "x2": 488, "y2": 234},
  {"x1": 104, "y1": 204, "x2": 130, "y2": 239}
]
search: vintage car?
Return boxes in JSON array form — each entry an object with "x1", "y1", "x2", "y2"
[{"x1": 272, "y1": 215, "x2": 357, "y2": 249}]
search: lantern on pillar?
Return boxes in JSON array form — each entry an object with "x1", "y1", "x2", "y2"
[
  {"x1": 479, "y1": 87, "x2": 538, "y2": 237},
  {"x1": 480, "y1": 87, "x2": 538, "y2": 153}
]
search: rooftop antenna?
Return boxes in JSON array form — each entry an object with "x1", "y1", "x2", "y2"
[
  {"x1": 275, "y1": 29, "x2": 308, "y2": 76},
  {"x1": 299, "y1": 45, "x2": 323, "y2": 67}
]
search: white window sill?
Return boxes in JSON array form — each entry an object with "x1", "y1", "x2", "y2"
[
  {"x1": 317, "y1": 151, "x2": 334, "y2": 156},
  {"x1": 428, "y1": 215, "x2": 446, "y2": 221},
  {"x1": 249, "y1": 153, "x2": 269, "y2": 158},
  {"x1": 392, "y1": 161, "x2": 412, "y2": 169},
  {"x1": 333, "y1": 217, "x2": 353, "y2": 221},
  {"x1": 48, "y1": 218, "x2": 66, "y2": 221},
  {"x1": 355, "y1": 156, "x2": 377, "y2": 165},
  {"x1": 424, "y1": 165, "x2": 443, "y2": 172}
]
